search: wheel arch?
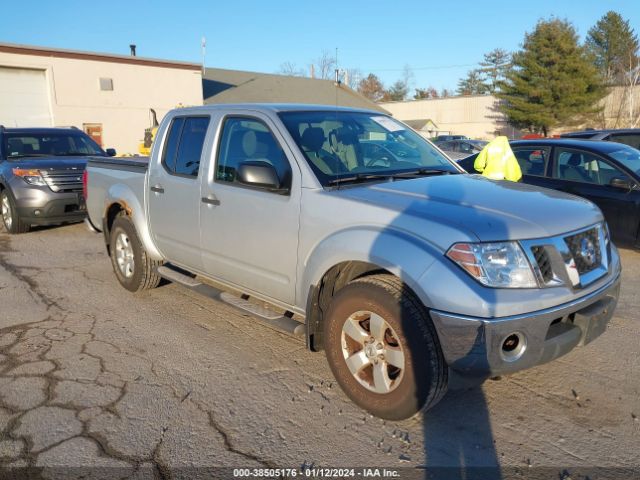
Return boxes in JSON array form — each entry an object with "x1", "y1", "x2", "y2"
[
  {"x1": 101, "y1": 184, "x2": 163, "y2": 261},
  {"x1": 302, "y1": 228, "x2": 440, "y2": 351}
]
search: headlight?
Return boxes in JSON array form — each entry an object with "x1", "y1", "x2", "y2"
[
  {"x1": 12, "y1": 168, "x2": 46, "y2": 186},
  {"x1": 446, "y1": 241, "x2": 537, "y2": 288}
]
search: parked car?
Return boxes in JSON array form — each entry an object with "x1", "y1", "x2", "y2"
[
  {"x1": 360, "y1": 139, "x2": 421, "y2": 165},
  {"x1": 560, "y1": 129, "x2": 640, "y2": 150},
  {"x1": 433, "y1": 134, "x2": 469, "y2": 142},
  {"x1": 0, "y1": 126, "x2": 114, "y2": 233},
  {"x1": 434, "y1": 139, "x2": 488, "y2": 160},
  {"x1": 85, "y1": 105, "x2": 620, "y2": 420},
  {"x1": 458, "y1": 138, "x2": 640, "y2": 246}
]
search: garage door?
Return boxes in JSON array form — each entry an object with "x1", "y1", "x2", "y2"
[{"x1": 0, "y1": 67, "x2": 52, "y2": 127}]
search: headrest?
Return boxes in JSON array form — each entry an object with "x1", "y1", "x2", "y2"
[
  {"x1": 300, "y1": 127, "x2": 325, "y2": 152},
  {"x1": 242, "y1": 131, "x2": 257, "y2": 157},
  {"x1": 332, "y1": 126, "x2": 358, "y2": 145},
  {"x1": 567, "y1": 154, "x2": 582, "y2": 167}
]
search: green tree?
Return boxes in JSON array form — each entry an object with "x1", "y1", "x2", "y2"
[
  {"x1": 478, "y1": 48, "x2": 512, "y2": 93},
  {"x1": 586, "y1": 11, "x2": 639, "y2": 85},
  {"x1": 498, "y1": 18, "x2": 605, "y2": 136},
  {"x1": 357, "y1": 73, "x2": 386, "y2": 101},
  {"x1": 382, "y1": 80, "x2": 409, "y2": 101},
  {"x1": 457, "y1": 70, "x2": 487, "y2": 95}
]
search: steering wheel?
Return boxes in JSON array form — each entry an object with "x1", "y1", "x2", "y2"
[{"x1": 365, "y1": 153, "x2": 396, "y2": 168}]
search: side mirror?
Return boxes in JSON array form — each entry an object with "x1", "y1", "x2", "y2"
[
  {"x1": 610, "y1": 177, "x2": 635, "y2": 190},
  {"x1": 237, "y1": 161, "x2": 288, "y2": 193},
  {"x1": 105, "y1": 148, "x2": 117, "y2": 157}
]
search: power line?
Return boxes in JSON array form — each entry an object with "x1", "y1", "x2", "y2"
[{"x1": 364, "y1": 63, "x2": 477, "y2": 72}]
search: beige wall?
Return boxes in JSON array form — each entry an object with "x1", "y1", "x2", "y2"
[
  {"x1": 380, "y1": 95, "x2": 516, "y2": 139},
  {"x1": 381, "y1": 86, "x2": 640, "y2": 140},
  {"x1": 0, "y1": 51, "x2": 203, "y2": 154}
]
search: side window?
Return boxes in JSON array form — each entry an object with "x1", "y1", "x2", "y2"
[
  {"x1": 610, "y1": 134, "x2": 640, "y2": 150},
  {"x1": 175, "y1": 117, "x2": 210, "y2": 176},
  {"x1": 513, "y1": 148, "x2": 548, "y2": 176},
  {"x1": 161, "y1": 116, "x2": 210, "y2": 177},
  {"x1": 554, "y1": 149, "x2": 629, "y2": 186},
  {"x1": 216, "y1": 117, "x2": 292, "y2": 189},
  {"x1": 162, "y1": 117, "x2": 184, "y2": 172}
]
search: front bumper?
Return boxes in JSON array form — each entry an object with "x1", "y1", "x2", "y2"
[
  {"x1": 12, "y1": 181, "x2": 86, "y2": 225},
  {"x1": 430, "y1": 270, "x2": 621, "y2": 382}
]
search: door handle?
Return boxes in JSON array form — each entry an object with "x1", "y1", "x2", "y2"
[
  {"x1": 151, "y1": 185, "x2": 165, "y2": 194},
  {"x1": 201, "y1": 195, "x2": 220, "y2": 206}
]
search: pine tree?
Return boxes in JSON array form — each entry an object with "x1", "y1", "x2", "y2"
[
  {"x1": 457, "y1": 70, "x2": 487, "y2": 95},
  {"x1": 382, "y1": 80, "x2": 409, "y2": 101},
  {"x1": 478, "y1": 48, "x2": 511, "y2": 93},
  {"x1": 586, "y1": 11, "x2": 639, "y2": 85},
  {"x1": 498, "y1": 18, "x2": 605, "y2": 136}
]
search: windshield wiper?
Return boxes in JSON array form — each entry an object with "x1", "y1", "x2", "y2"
[
  {"x1": 7, "y1": 154, "x2": 51, "y2": 159},
  {"x1": 390, "y1": 168, "x2": 457, "y2": 178},
  {"x1": 327, "y1": 173, "x2": 394, "y2": 186}
]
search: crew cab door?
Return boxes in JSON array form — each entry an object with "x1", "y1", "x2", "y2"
[
  {"x1": 147, "y1": 115, "x2": 211, "y2": 270},
  {"x1": 199, "y1": 113, "x2": 301, "y2": 305}
]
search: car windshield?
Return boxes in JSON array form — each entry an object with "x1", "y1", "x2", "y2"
[
  {"x1": 278, "y1": 111, "x2": 460, "y2": 186},
  {"x1": 3, "y1": 133, "x2": 105, "y2": 160},
  {"x1": 608, "y1": 145, "x2": 640, "y2": 175}
]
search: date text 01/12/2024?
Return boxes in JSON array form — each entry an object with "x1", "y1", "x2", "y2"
[{"x1": 232, "y1": 468, "x2": 400, "y2": 478}]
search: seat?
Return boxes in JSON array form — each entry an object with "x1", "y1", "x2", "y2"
[
  {"x1": 300, "y1": 127, "x2": 347, "y2": 175},
  {"x1": 562, "y1": 154, "x2": 592, "y2": 183}
]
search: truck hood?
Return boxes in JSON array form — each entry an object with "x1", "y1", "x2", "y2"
[
  {"x1": 333, "y1": 174, "x2": 603, "y2": 242},
  {"x1": 7, "y1": 156, "x2": 90, "y2": 171}
]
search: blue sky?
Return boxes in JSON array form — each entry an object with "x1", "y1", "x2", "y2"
[{"x1": 2, "y1": 0, "x2": 639, "y2": 93}]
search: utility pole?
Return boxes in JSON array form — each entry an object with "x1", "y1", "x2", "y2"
[{"x1": 201, "y1": 36, "x2": 206, "y2": 76}]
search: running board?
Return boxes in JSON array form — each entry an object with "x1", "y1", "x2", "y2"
[{"x1": 156, "y1": 265, "x2": 304, "y2": 336}]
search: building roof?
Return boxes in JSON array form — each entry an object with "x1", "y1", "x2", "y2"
[
  {"x1": 202, "y1": 68, "x2": 387, "y2": 113},
  {"x1": 0, "y1": 42, "x2": 201, "y2": 70}
]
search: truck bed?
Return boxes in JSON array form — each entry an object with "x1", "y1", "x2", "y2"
[{"x1": 85, "y1": 156, "x2": 149, "y2": 231}]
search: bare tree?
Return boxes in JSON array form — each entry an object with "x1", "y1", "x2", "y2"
[
  {"x1": 313, "y1": 50, "x2": 337, "y2": 80},
  {"x1": 278, "y1": 61, "x2": 306, "y2": 77},
  {"x1": 344, "y1": 68, "x2": 362, "y2": 90}
]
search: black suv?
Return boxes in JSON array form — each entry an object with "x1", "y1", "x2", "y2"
[{"x1": 0, "y1": 126, "x2": 114, "y2": 234}]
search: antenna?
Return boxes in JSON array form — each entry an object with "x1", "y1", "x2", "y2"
[{"x1": 201, "y1": 36, "x2": 206, "y2": 76}]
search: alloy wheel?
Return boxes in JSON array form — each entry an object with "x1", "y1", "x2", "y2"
[{"x1": 341, "y1": 310, "x2": 405, "y2": 394}]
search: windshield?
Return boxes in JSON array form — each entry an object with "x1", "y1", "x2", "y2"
[
  {"x1": 609, "y1": 145, "x2": 640, "y2": 175},
  {"x1": 278, "y1": 111, "x2": 460, "y2": 186},
  {"x1": 3, "y1": 133, "x2": 105, "y2": 160}
]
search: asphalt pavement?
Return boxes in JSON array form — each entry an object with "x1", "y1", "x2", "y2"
[{"x1": 0, "y1": 222, "x2": 638, "y2": 479}]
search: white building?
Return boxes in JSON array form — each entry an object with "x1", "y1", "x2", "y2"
[{"x1": 0, "y1": 43, "x2": 203, "y2": 154}]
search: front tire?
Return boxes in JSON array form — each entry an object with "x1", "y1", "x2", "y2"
[
  {"x1": 1, "y1": 190, "x2": 30, "y2": 234},
  {"x1": 323, "y1": 274, "x2": 448, "y2": 420},
  {"x1": 109, "y1": 212, "x2": 162, "y2": 292}
]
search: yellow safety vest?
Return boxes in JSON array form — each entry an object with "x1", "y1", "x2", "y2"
[{"x1": 473, "y1": 136, "x2": 522, "y2": 182}]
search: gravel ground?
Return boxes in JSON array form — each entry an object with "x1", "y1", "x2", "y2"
[{"x1": 0, "y1": 222, "x2": 638, "y2": 479}]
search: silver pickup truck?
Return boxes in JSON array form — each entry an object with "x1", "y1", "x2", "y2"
[{"x1": 85, "y1": 104, "x2": 621, "y2": 420}]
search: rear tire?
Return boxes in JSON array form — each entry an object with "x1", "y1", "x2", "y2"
[
  {"x1": 109, "y1": 212, "x2": 162, "y2": 292},
  {"x1": 323, "y1": 274, "x2": 447, "y2": 420},
  {"x1": 1, "y1": 190, "x2": 30, "y2": 234}
]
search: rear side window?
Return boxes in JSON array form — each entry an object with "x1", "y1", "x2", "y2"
[
  {"x1": 162, "y1": 116, "x2": 210, "y2": 177},
  {"x1": 512, "y1": 148, "x2": 549, "y2": 176},
  {"x1": 215, "y1": 117, "x2": 291, "y2": 189}
]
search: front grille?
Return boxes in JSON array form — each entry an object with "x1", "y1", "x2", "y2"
[
  {"x1": 531, "y1": 246, "x2": 553, "y2": 283},
  {"x1": 564, "y1": 228, "x2": 601, "y2": 274},
  {"x1": 40, "y1": 169, "x2": 84, "y2": 193}
]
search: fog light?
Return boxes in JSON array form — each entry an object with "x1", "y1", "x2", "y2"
[
  {"x1": 500, "y1": 332, "x2": 526, "y2": 362},
  {"x1": 34, "y1": 209, "x2": 41, "y2": 216}
]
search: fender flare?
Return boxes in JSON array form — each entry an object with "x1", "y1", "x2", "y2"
[
  {"x1": 301, "y1": 225, "x2": 441, "y2": 308},
  {"x1": 103, "y1": 183, "x2": 163, "y2": 261}
]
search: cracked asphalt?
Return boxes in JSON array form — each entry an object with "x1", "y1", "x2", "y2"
[{"x1": 0, "y1": 222, "x2": 639, "y2": 479}]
